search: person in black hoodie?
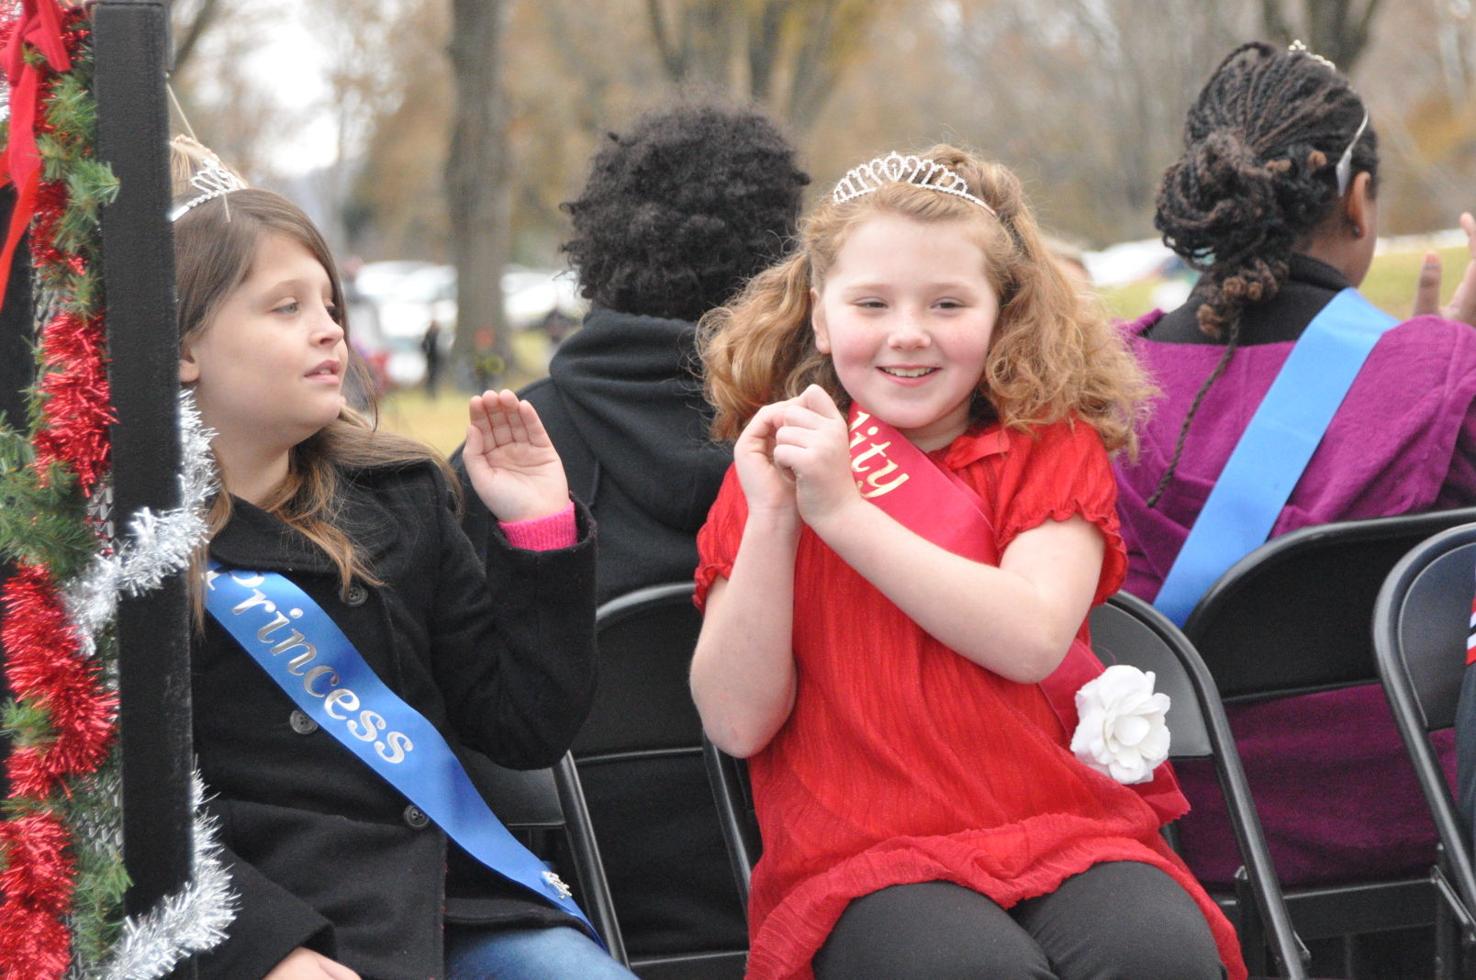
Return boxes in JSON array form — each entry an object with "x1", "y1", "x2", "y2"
[{"x1": 455, "y1": 103, "x2": 808, "y2": 970}]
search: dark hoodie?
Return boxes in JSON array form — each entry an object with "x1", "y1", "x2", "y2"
[
  {"x1": 455, "y1": 306, "x2": 746, "y2": 961},
  {"x1": 508, "y1": 306, "x2": 729, "y2": 603}
]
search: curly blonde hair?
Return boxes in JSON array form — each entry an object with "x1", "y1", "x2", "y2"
[{"x1": 699, "y1": 144, "x2": 1152, "y2": 455}]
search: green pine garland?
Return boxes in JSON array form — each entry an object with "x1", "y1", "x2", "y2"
[{"x1": 0, "y1": 27, "x2": 131, "y2": 971}]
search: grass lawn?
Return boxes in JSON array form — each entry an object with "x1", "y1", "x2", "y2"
[
  {"x1": 380, "y1": 243, "x2": 1473, "y2": 455},
  {"x1": 377, "y1": 330, "x2": 551, "y2": 456},
  {"x1": 1100, "y1": 243, "x2": 1473, "y2": 321}
]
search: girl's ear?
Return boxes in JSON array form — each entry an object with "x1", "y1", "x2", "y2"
[
  {"x1": 1345, "y1": 171, "x2": 1375, "y2": 239},
  {"x1": 810, "y1": 287, "x2": 831, "y2": 354},
  {"x1": 179, "y1": 343, "x2": 200, "y2": 384}
]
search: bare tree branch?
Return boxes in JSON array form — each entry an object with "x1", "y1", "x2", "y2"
[{"x1": 169, "y1": 0, "x2": 224, "y2": 75}]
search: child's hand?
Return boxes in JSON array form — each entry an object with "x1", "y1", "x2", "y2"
[
  {"x1": 1413, "y1": 212, "x2": 1476, "y2": 325},
  {"x1": 265, "y1": 948, "x2": 361, "y2": 979},
  {"x1": 464, "y1": 389, "x2": 570, "y2": 522},
  {"x1": 773, "y1": 385, "x2": 857, "y2": 528},
  {"x1": 734, "y1": 400, "x2": 799, "y2": 522}
]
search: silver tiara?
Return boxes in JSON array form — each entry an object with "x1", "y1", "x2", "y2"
[
  {"x1": 832, "y1": 151, "x2": 996, "y2": 216},
  {"x1": 170, "y1": 149, "x2": 246, "y2": 222},
  {"x1": 1288, "y1": 40, "x2": 1336, "y2": 72}
]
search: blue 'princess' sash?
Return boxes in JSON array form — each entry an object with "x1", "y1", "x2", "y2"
[
  {"x1": 204, "y1": 563, "x2": 602, "y2": 945},
  {"x1": 1154, "y1": 288, "x2": 1399, "y2": 625}
]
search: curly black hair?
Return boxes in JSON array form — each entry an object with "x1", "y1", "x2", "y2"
[
  {"x1": 561, "y1": 103, "x2": 809, "y2": 323},
  {"x1": 1146, "y1": 41, "x2": 1377, "y2": 506}
]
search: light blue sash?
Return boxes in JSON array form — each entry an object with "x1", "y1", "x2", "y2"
[
  {"x1": 204, "y1": 563, "x2": 602, "y2": 945},
  {"x1": 1154, "y1": 288, "x2": 1398, "y2": 625}
]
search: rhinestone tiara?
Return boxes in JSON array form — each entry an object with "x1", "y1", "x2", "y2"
[
  {"x1": 831, "y1": 151, "x2": 996, "y2": 216},
  {"x1": 170, "y1": 146, "x2": 247, "y2": 222},
  {"x1": 1288, "y1": 40, "x2": 1337, "y2": 72}
]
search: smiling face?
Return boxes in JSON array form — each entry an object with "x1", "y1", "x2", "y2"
[
  {"x1": 811, "y1": 212, "x2": 999, "y2": 451},
  {"x1": 179, "y1": 231, "x2": 348, "y2": 455}
]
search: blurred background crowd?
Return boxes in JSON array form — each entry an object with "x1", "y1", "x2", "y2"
[{"x1": 167, "y1": 0, "x2": 1476, "y2": 450}]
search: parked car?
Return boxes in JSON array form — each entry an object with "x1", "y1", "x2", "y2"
[{"x1": 348, "y1": 260, "x2": 586, "y2": 390}]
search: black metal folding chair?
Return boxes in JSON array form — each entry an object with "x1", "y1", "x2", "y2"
[
  {"x1": 579, "y1": 582, "x2": 746, "y2": 978},
  {"x1": 704, "y1": 592, "x2": 1308, "y2": 977},
  {"x1": 1373, "y1": 521, "x2": 1476, "y2": 980},
  {"x1": 1182, "y1": 507, "x2": 1476, "y2": 970},
  {"x1": 483, "y1": 753, "x2": 629, "y2": 965}
]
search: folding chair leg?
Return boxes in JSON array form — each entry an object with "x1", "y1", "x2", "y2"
[
  {"x1": 1435, "y1": 898, "x2": 1457, "y2": 980},
  {"x1": 1234, "y1": 866, "x2": 1270, "y2": 977}
]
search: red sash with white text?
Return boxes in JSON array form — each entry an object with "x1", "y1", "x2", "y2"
[{"x1": 847, "y1": 404, "x2": 1187, "y2": 822}]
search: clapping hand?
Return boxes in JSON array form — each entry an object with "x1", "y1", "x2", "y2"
[
  {"x1": 464, "y1": 389, "x2": 569, "y2": 522},
  {"x1": 772, "y1": 385, "x2": 858, "y2": 528},
  {"x1": 1413, "y1": 212, "x2": 1476, "y2": 325},
  {"x1": 734, "y1": 399, "x2": 799, "y2": 521}
]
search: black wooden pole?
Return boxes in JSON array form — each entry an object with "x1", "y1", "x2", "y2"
[
  {"x1": 0, "y1": 187, "x2": 34, "y2": 802},
  {"x1": 93, "y1": 0, "x2": 195, "y2": 941}
]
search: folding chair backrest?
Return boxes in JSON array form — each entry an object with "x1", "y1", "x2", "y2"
[
  {"x1": 1376, "y1": 528, "x2": 1476, "y2": 731},
  {"x1": 1185, "y1": 508, "x2": 1476, "y2": 702},
  {"x1": 1090, "y1": 596, "x2": 1211, "y2": 759},
  {"x1": 580, "y1": 583, "x2": 703, "y2": 756},
  {"x1": 1374, "y1": 522, "x2": 1476, "y2": 926}
]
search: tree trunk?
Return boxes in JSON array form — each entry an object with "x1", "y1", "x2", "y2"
[
  {"x1": 1260, "y1": 0, "x2": 1385, "y2": 73},
  {"x1": 446, "y1": 0, "x2": 509, "y2": 388}
]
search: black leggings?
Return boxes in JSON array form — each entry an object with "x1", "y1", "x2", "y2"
[{"x1": 812, "y1": 861, "x2": 1224, "y2": 980}]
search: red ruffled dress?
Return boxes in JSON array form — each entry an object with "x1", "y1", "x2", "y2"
[{"x1": 695, "y1": 420, "x2": 1245, "y2": 980}]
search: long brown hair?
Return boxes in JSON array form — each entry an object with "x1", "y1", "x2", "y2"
[
  {"x1": 174, "y1": 181, "x2": 452, "y2": 617},
  {"x1": 699, "y1": 144, "x2": 1152, "y2": 454}
]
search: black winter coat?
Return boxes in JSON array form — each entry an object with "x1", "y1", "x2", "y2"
[{"x1": 193, "y1": 461, "x2": 597, "y2": 979}]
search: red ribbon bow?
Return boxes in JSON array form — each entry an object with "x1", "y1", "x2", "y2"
[{"x1": 0, "y1": 0, "x2": 72, "y2": 306}]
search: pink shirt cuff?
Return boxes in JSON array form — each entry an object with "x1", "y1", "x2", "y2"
[{"x1": 498, "y1": 501, "x2": 577, "y2": 551}]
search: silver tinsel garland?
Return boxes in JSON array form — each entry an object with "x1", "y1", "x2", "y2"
[
  {"x1": 64, "y1": 390, "x2": 216, "y2": 655},
  {"x1": 56, "y1": 391, "x2": 238, "y2": 977},
  {"x1": 98, "y1": 776, "x2": 237, "y2": 980}
]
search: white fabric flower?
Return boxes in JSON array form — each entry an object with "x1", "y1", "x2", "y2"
[{"x1": 1070, "y1": 665, "x2": 1171, "y2": 785}]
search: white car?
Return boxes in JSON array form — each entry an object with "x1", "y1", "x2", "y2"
[{"x1": 350, "y1": 261, "x2": 586, "y2": 389}]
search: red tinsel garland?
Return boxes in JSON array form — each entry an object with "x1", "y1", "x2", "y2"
[
  {"x1": 0, "y1": 813, "x2": 74, "y2": 977},
  {"x1": 34, "y1": 309, "x2": 112, "y2": 492},
  {"x1": 0, "y1": 7, "x2": 116, "y2": 976}
]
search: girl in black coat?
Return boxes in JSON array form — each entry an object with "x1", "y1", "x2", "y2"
[{"x1": 171, "y1": 142, "x2": 633, "y2": 980}]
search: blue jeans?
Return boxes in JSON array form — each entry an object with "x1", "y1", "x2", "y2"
[{"x1": 445, "y1": 923, "x2": 635, "y2": 980}]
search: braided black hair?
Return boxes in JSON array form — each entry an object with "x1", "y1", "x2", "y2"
[
  {"x1": 1146, "y1": 41, "x2": 1377, "y2": 507},
  {"x1": 561, "y1": 103, "x2": 810, "y2": 323}
]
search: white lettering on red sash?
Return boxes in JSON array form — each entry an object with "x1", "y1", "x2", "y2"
[{"x1": 848, "y1": 410, "x2": 912, "y2": 499}]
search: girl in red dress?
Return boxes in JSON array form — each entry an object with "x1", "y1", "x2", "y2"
[{"x1": 691, "y1": 145, "x2": 1246, "y2": 979}]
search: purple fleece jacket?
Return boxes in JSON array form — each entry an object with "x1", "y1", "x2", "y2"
[{"x1": 1115, "y1": 309, "x2": 1476, "y2": 888}]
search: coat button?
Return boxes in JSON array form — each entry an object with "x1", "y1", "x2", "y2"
[
  {"x1": 402, "y1": 804, "x2": 431, "y2": 830},
  {"x1": 345, "y1": 582, "x2": 368, "y2": 606},
  {"x1": 288, "y1": 710, "x2": 319, "y2": 735}
]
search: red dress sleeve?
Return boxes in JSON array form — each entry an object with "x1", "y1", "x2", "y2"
[
  {"x1": 992, "y1": 419, "x2": 1128, "y2": 605},
  {"x1": 694, "y1": 464, "x2": 748, "y2": 611}
]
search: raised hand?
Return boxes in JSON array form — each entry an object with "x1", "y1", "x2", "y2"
[
  {"x1": 464, "y1": 389, "x2": 569, "y2": 522},
  {"x1": 1413, "y1": 212, "x2": 1476, "y2": 325},
  {"x1": 772, "y1": 385, "x2": 857, "y2": 528}
]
